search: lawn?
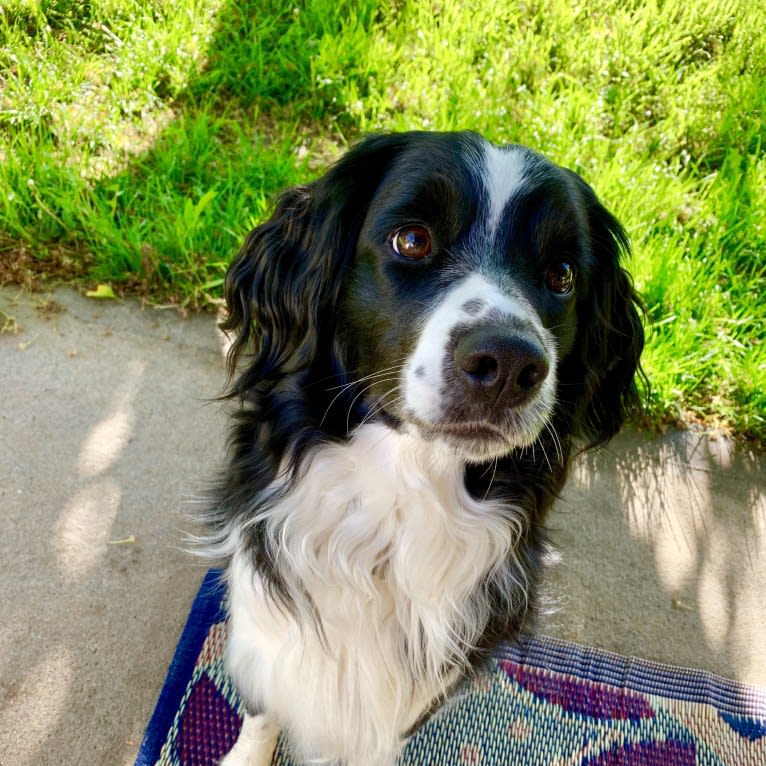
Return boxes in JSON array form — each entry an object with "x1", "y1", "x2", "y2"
[{"x1": 1, "y1": 0, "x2": 764, "y2": 440}]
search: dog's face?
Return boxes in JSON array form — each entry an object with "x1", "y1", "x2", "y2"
[
  {"x1": 341, "y1": 136, "x2": 598, "y2": 460},
  {"x1": 223, "y1": 131, "x2": 644, "y2": 463}
]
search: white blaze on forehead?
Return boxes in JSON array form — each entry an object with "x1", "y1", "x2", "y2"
[
  {"x1": 403, "y1": 273, "x2": 541, "y2": 422},
  {"x1": 482, "y1": 143, "x2": 528, "y2": 237}
]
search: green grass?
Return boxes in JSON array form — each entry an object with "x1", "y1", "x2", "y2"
[{"x1": 1, "y1": 0, "x2": 764, "y2": 440}]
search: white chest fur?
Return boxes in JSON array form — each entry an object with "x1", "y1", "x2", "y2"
[{"x1": 225, "y1": 423, "x2": 527, "y2": 766}]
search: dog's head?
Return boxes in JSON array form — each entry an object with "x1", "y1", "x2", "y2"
[{"x1": 223, "y1": 132, "x2": 644, "y2": 463}]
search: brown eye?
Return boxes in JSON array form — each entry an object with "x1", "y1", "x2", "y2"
[
  {"x1": 391, "y1": 225, "x2": 432, "y2": 260},
  {"x1": 545, "y1": 259, "x2": 576, "y2": 294}
]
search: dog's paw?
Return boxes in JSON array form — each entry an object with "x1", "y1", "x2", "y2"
[{"x1": 219, "y1": 714, "x2": 280, "y2": 766}]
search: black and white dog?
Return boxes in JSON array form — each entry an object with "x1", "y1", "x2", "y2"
[{"x1": 202, "y1": 131, "x2": 644, "y2": 766}]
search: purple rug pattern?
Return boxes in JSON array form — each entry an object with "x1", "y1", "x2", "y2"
[{"x1": 136, "y1": 571, "x2": 766, "y2": 766}]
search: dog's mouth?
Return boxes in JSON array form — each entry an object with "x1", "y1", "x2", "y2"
[
  {"x1": 404, "y1": 415, "x2": 516, "y2": 459},
  {"x1": 400, "y1": 407, "x2": 552, "y2": 460},
  {"x1": 419, "y1": 420, "x2": 508, "y2": 442}
]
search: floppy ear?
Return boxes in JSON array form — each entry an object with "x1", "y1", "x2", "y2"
[
  {"x1": 221, "y1": 134, "x2": 412, "y2": 399},
  {"x1": 565, "y1": 177, "x2": 647, "y2": 446}
]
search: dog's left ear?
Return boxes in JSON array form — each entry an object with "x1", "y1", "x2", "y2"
[{"x1": 564, "y1": 173, "x2": 647, "y2": 446}]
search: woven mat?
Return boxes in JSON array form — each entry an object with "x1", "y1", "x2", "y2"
[{"x1": 136, "y1": 570, "x2": 766, "y2": 766}]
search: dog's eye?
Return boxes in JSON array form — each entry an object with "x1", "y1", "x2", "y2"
[
  {"x1": 545, "y1": 259, "x2": 576, "y2": 294},
  {"x1": 391, "y1": 225, "x2": 432, "y2": 260}
]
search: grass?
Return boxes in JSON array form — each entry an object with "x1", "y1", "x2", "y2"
[{"x1": 1, "y1": 0, "x2": 764, "y2": 441}]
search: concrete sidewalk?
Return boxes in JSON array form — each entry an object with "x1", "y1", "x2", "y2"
[{"x1": 1, "y1": 286, "x2": 764, "y2": 766}]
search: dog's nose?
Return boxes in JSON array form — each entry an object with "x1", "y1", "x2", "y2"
[{"x1": 454, "y1": 324, "x2": 549, "y2": 407}]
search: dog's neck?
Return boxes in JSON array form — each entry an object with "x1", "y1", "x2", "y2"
[
  {"x1": 260, "y1": 422, "x2": 528, "y2": 667},
  {"x1": 272, "y1": 422, "x2": 508, "y2": 568}
]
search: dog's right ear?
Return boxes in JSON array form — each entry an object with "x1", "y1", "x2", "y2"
[
  {"x1": 221, "y1": 183, "x2": 317, "y2": 396},
  {"x1": 221, "y1": 134, "x2": 413, "y2": 399}
]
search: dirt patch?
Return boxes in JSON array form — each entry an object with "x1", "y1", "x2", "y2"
[{"x1": 0, "y1": 239, "x2": 87, "y2": 292}]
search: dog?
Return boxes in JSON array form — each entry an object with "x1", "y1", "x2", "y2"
[{"x1": 200, "y1": 131, "x2": 645, "y2": 766}]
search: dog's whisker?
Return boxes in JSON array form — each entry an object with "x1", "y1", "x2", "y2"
[
  {"x1": 546, "y1": 422, "x2": 564, "y2": 465},
  {"x1": 325, "y1": 363, "x2": 407, "y2": 392},
  {"x1": 360, "y1": 390, "x2": 404, "y2": 427},
  {"x1": 477, "y1": 460, "x2": 497, "y2": 480},
  {"x1": 538, "y1": 437, "x2": 553, "y2": 473},
  {"x1": 482, "y1": 457, "x2": 499, "y2": 502},
  {"x1": 345, "y1": 378, "x2": 404, "y2": 433},
  {"x1": 320, "y1": 369, "x2": 406, "y2": 426}
]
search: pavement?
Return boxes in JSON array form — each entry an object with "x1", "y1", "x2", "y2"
[{"x1": 1, "y1": 285, "x2": 764, "y2": 766}]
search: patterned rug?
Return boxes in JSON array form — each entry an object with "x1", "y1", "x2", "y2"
[{"x1": 135, "y1": 570, "x2": 766, "y2": 766}]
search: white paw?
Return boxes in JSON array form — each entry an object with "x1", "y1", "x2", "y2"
[{"x1": 219, "y1": 714, "x2": 280, "y2": 766}]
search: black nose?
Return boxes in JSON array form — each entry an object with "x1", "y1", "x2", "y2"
[{"x1": 454, "y1": 324, "x2": 549, "y2": 407}]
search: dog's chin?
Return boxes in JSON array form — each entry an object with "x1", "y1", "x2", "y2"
[{"x1": 403, "y1": 416, "x2": 547, "y2": 463}]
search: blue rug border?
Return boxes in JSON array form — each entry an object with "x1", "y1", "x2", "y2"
[{"x1": 134, "y1": 569, "x2": 227, "y2": 766}]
